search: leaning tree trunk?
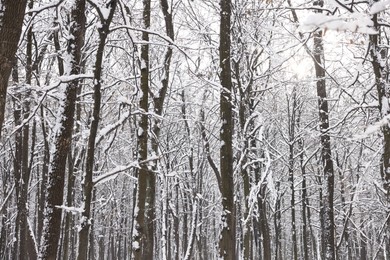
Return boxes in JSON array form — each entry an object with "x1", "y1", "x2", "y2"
[
  {"x1": 218, "y1": 0, "x2": 236, "y2": 259},
  {"x1": 133, "y1": 0, "x2": 155, "y2": 259},
  {"x1": 312, "y1": 1, "x2": 335, "y2": 259},
  {"x1": 39, "y1": 1, "x2": 86, "y2": 259},
  {"x1": 369, "y1": 11, "x2": 390, "y2": 258}
]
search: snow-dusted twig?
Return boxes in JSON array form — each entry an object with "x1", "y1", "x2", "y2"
[
  {"x1": 26, "y1": 0, "x2": 64, "y2": 14},
  {"x1": 183, "y1": 198, "x2": 198, "y2": 260},
  {"x1": 93, "y1": 162, "x2": 140, "y2": 186},
  {"x1": 109, "y1": 25, "x2": 194, "y2": 62},
  {"x1": 0, "y1": 183, "x2": 15, "y2": 213},
  {"x1": 95, "y1": 110, "x2": 131, "y2": 146},
  {"x1": 243, "y1": 150, "x2": 272, "y2": 226},
  {"x1": 55, "y1": 205, "x2": 84, "y2": 214}
]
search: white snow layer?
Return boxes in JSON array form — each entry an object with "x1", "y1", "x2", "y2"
[{"x1": 300, "y1": 12, "x2": 377, "y2": 34}]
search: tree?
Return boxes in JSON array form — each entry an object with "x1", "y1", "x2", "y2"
[
  {"x1": 39, "y1": 0, "x2": 86, "y2": 259},
  {"x1": 0, "y1": 0, "x2": 28, "y2": 137},
  {"x1": 218, "y1": 0, "x2": 236, "y2": 259},
  {"x1": 369, "y1": 6, "x2": 390, "y2": 257},
  {"x1": 133, "y1": 0, "x2": 155, "y2": 259},
  {"x1": 77, "y1": 1, "x2": 117, "y2": 259},
  {"x1": 312, "y1": 3, "x2": 336, "y2": 257}
]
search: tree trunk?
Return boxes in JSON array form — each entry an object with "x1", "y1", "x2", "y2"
[
  {"x1": 77, "y1": 2, "x2": 117, "y2": 259},
  {"x1": 219, "y1": 0, "x2": 236, "y2": 259},
  {"x1": 39, "y1": 1, "x2": 86, "y2": 259},
  {"x1": 274, "y1": 181, "x2": 282, "y2": 260},
  {"x1": 258, "y1": 185, "x2": 271, "y2": 260},
  {"x1": 312, "y1": 2, "x2": 335, "y2": 259},
  {"x1": 133, "y1": 0, "x2": 155, "y2": 259},
  {"x1": 369, "y1": 12, "x2": 390, "y2": 258},
  {"x1": 0, "y1": 0, "x2": 28, "y2": 137},
  {"x1": 287, "y1": 90, "x2": 298, "y2": 260},
  {"x1": 300, "y1": 147, "x2": 309, "y2": 260}
]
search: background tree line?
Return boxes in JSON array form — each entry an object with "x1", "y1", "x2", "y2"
[{"x1": 0, "y1": 0, "x2": 389, "y2": 259}]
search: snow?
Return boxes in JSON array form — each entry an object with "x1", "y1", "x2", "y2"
[
  {"x1": 354, "y1": 114, "x2": 390, "y2": 139},
  {"x1": 93, "y1": 162, "x2": 139, "y2": 185},
  {"x1": 300, "y1": 12, "x2": 377, "y2": 34},
  {"x1": 132, "y1": 241, "x2": 140, "y2": 250},
  {"x1": 370, "y1": 0, "x2": 390, "y2": 14},
  {"x1": 100, "y1": 7, "x2": 110, "y2": 20},
  {"x1": 137, "y1": 127, "x2": 143, "y2": 137},
  {"x1": 140, "y1": 59, "x2": 147, "y2": 70},
  {"x1": 242, "y1": 150, "x2": 272, "y2": 225},
  {"x1": 58, "y1": 73, "x2": 93, "y2": 82},
  {"x1": 55, "y1": 205, "x2": 84, "y2": 214},
  {"x1": 382, "y1": 96, "x2": 390, "y2": 116},
  {"x1": 95, "y1": 110, "x2": 131, "y2": 145},
  {"x1": 26, "y1": 0, "x2": 64, "y2": 14},
  {"x1": 183, "y1": 199, "x2": 197, "y2": 260}
]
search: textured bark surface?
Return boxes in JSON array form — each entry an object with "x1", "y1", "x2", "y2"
[
  {"x1": 133, "y1": 0, "x2": 155, "y2": 259},
  {"x1": 0, "y1": 0, "x2": 28, "y2": 137},
  {"x1": 77, "y1": 2, "x2": 117, "y2": 259},
  {"x1": 313, "y1": 2, "x2": 336, "y2": 257},
  {"x1": 369, "y1": 12, "x2": 390, "y2": 258},
  {"x1": 287, "y1": 91, "x2": 298, "y2": 260},
  {"x1": 218, "y1": 0, "x2": 236, "y2": 259},
  {"x1": 39, "y1": 1, "x2": 86, "y2": 259}
]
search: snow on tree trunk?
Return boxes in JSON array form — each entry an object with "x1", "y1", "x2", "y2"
[
  {"x1": 312, "y1": 1, "x2": 336, "y2": 259},
  {"x1": 77, "y1": 1, "x2": 117, "y2": 260},
  {"x1": 39, "y1": 1, "x2": 86, "y2": 259},
  {"x1": 369, "y1": 11, "x2": 390, "y2": 258},
  {"x1": 133, "y1": 0, "x2": 155, "y2": 259},
  {"x1": 218, "y1": 0, "x2": 236, "y2": 259}
]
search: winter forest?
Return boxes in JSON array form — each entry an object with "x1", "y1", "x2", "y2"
[{"x1": 1, "y1": 0, "x2": 390, "y2": 259}]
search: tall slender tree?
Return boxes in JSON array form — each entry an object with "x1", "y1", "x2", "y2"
[
  {"x1": 133, "y1": 0, "x2": 155, "y2": 259},
  {"x1": 312, "y1": 1, "x2": 335, "y2": 259},
  {"x1": 77, "y1": 1, "x2": 117, "y2": 259},
  {"x1": 39, "y1": 1, "x2": 86, "y2": 259},
  {"x1": 219, "y1": 0, "x2": 236, "y2": 259},
  {"x1": 369, "y1": 9, "x2": 390, "y2": 257}
]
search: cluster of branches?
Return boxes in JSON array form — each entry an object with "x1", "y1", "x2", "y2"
[{"x1": 0, "y1": 0, "x2": 389, "y2": 260}]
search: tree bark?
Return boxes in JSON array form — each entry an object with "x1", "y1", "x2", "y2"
[
  {"x1": 39, "y1": 1, "x2": 86, "y2": 259},
  {"x1": 0, "y1": 0, "x2": 28, "y2": 137},
  {"x1": 369, "y1": 11, "x2": 390, "y2": 258},
  {"x1": 77, "y1": 2, "x2": 117, "y2": 259},
  {"x1": 218, "y1": 0, "x2": 236, "y2": 259},
  {"x1": 312, "y1": 1, "x2": 335, "y2": 258},
  {"x1": 287, "y1": 90, "x2": 298, "y2": 260},
  {"x1": 133, "y1": 0, "x2": 155, "y2": 259}
]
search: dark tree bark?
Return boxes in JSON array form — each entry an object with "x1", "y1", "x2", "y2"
[
  {"x1": 218, "y1": 0, "x2": 236, "y2": 259},
  {"x1": 37, "y1": 105, "x2": 49, "y2": 246},
  {"x1": 77, "y1": 1, "x2": 117, "y2": 259},
  {"x1": 313, "y1": 1, "x2": 335, "y2": 259},
  {"x1": 61, "y1": 149, "x2": 80, "y2": 260},
  {"x1": 39, "y1": 1, "x2": 86, "y2": 259},
  {"x1": 12, "y1": 46, "x2": 37, "y2": 259},
  {"x1": 274, "y1": 181, "x2": 282, "y2": 260},
  {"x1": 0, "y1": 0, "x2": 28, "y2": 137},
  {"x1": 299, "y1": 138, "x2": 309, "y2": 260},
  {"x1": 369, "y1": 12, "x2": 390, "y2": 258},
  {"x1": 256, "y1": 181, "x2": 271, "y2": 260},
  {"x1": 287, "y1": 90, "x2": 298, "y2": 260},
  {"x1": 133, "y1": 0, "x2": 155, "y2": 259}
]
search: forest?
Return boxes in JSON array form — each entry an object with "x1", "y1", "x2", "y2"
[{"x1": 0, "y1": 0, "x2": 389, "y2": 259}]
